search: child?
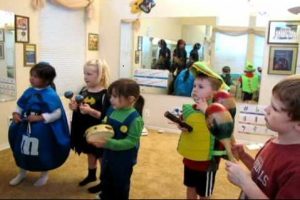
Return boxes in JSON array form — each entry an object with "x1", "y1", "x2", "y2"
[
  {"x1": 226, "y1": 74, "x2": 300, "y2": 199},
  {"x1": 220, "y1": 66, "x2": 233, "y2": 87},
  {"x1": 176, "y1": 61, "x2": 229, "y2": 199},
  {"x1": 69, "y1": 59, "x2": 110, "y2": 193},
  {"x1": 238, "y1": 62, "x2": 260, "y2": 101},
  {"x1": 89, "y1": 78, "x2": 144, "y2": 200},
  {"x1": 8, "y1": 62, "x2": 70, "y2": 187}
]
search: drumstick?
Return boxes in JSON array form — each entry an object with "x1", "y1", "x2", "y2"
[
  {"x1": 205, "y1": 103, "x2": 236, "y2": 162},
  {"x1": 75, "y1": 95, "x2": 84, "y2": 104}
]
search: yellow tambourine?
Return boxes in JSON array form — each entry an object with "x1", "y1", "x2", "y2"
[{"x1": 85, "y1": 124, "x2": 115, "y2": 143}]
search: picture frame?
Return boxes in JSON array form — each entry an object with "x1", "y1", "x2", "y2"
[
  {"x1": 0, "y1": 29, "x2": 4, "y2": 42},
  {"x1": 0, "y1": 42, "x2": 4, "y2": 60},
  {"x1": 268, "y1": 45, "x2": 298, "y2": 75},
  {"x1": 15, "y1": 15, "x2": 30, "y2": 43},
  {"x1": 268, "y1": 21, "x2": 300, "y2": 44},
  {"x1": 88, "y1": 33, "x2": 99, "y2": 51},
  {"x1": 135, "y1": 50, "x2": 140, "y2": 64},
  {"x1": 23, "y1": 43, "x2": 36, "y2": 67}
]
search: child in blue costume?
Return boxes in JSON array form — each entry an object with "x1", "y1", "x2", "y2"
[
  {"x1": 8, "y1": 62, "x2": 70, "y2": 187},
  {"x1": 69, "y1": 59, "x2": 110, "y2": 193},
  {"x1": 90, "y1": 78, "x2": 144, "y2": 200}
]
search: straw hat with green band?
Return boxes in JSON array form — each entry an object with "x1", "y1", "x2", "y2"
[{"x1": 190, "y1": 61, "x2": 229, "y2": 91}]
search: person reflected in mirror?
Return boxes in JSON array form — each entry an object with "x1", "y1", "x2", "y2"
[
  {"x1": 154, "y1": 39, "x2": 171, "y2": 71},
  {"x1": 220, "y1": 66, "x2": 233, "y2": 87},
  {"x1": 171, "y1": 39, "x2": 187, "y2": 76},
  {"x1": 189, "y1": 43, "x2": 201, "y2": 63},
  {"x1": 238, "y1": 63, "x2": 260, "y2": 102}
]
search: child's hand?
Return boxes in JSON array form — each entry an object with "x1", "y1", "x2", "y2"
[
  {"x1": 89, "y1": 137, "x2": 108, "y2": 148},
  {"x1": 68, "y1": 99, "x2": 78, "y2": 111},
  {"x1": 79, "y1": 103, "x2": 91, "y2": 115},
  {"x1": 27, "y1": 115, "x2": 44, "y2": 122},
  {"x1": 194, "y1": 98, "x2": 208, "y2": 112},
  {"x1": 231, "y1": 144, "x2": 246, "y2": 161},
  {"x1": 12, "y1": 112, "x2": 22, "y2": 123},
  {"x1": 225, "y1": 161, "x2": 249, "y2": 187}
]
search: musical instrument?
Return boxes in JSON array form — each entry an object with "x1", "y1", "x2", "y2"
[
  {"x1": 85, "y1": 124, "x2": 115, "y2": 143},
  {"x1": 75, "y1": 95, "x2": 84, "y2": 104},
  {"x1": 213, "y1": 90, "x2": 236, "y2": 119},
  {"x1": 164, "y1": 111, "x2": 193, "y2": 132},
  {"x1": 205, "y1": 103, "x2": 236, "y2": 162},
  {"x1": 64, "y1": 91, "x2": 74, "y2": 99}
]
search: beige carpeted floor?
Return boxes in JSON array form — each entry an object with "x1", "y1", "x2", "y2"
[{"x1": 0, "y1": 130, "x2": 252, "y2": 199}]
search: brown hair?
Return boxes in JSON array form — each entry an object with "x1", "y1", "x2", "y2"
[
  {"x1": 272, "y1": 74, "x2": 300, "y2": 121},
  {"x1": 196, "y1": 73, "x2": 222, "y2": 91}
]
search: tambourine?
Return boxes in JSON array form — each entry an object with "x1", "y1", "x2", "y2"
[{"x1": 85, "y1": 124, "x2": 114, "y2": 143}]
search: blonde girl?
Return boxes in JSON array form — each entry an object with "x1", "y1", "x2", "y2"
[{"x1": 69, "y1": 59, "x2": 110, "y2": 193}]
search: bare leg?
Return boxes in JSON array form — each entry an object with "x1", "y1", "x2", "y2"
[{"x1": 187, "y1": 187, "x2": 197, "y2": 199}]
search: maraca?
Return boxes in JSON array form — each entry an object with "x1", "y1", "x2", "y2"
[
  {"x1": 205, "y1": 103, "x2": 236, "y2": 162},
  {"x1": 75, "y1": 95, "x2": 84, "y2": 104},
  {"x1": 64, "y1": 91, "x2": 74, "y2": 100},
  {"x1": 213, "y1": 90, "x2": 236, "y2": 119}
]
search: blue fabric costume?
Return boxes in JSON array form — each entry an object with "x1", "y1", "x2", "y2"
[
  {"x1": 173, "y1": 68, "x2": 195, "y2": 97},
  {"x1": 100, "y1": 107, "x2": 140, "y2": 200},
  {"x1": 8, "y1": 87, "x2": 70, "y2": 171}
]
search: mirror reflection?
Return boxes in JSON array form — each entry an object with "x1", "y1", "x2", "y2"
[
  {"x1": 0, "y1": 10, "x2": 16, "y2": 101},
  {"x1": 122, "y1": 16, "x2": 266, "y2": 102}
]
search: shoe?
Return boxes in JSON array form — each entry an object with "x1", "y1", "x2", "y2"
[
  {"x1": 88, "y1": 182, "x2": 102, "y2": 193},
  {"x1": 79, "y1": 176, "x2": 96, "y2": 186}
]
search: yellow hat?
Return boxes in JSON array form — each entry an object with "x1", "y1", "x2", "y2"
[{"x1": 190, "y1": 61, "x2": 229, "y2": 91}]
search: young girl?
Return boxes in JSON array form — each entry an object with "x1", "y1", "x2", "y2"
[
  {"x1": 89, "y1": 78, "x2": 144, "y2": 200},
  {"x1": 69, "y1": 59, "x2": 110, "y2": 193},
  {"x1": 8, "y1": 62, "x2": 70, "y2": 187}
]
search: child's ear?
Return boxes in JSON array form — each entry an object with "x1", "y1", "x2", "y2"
[
  {"x1": 294, "y1": 122, "x2": 300, "y2": 132},
  {"x1": 128, "y1": 96, "x2": 136, "y2": 104}
]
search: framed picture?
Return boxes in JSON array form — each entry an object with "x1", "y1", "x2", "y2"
[
  {"x1": 88, "y1": 33, "x2": 99, "y2": 51},
  {"x1": 0, "y1": 29, "x2": 4, "y2": 42},
  {"x1": 23, "y1": 43, "x2": 36, "y2": 66},
  {"x1": 15, "y1": 15, "x2": 30, "y2": 43},
  {"x1": 268, "y1": 45, "x2": 298, "y2": 75},
  {"x1": 0, "y1": 42, "x2": 4, "y2": 60},
  {"x1": 137, "y1": 36, "x2": 143, "y2": 51},
  {"x1": 135, "y1": 50, "x2": 140, "y2": 64},
  {"x1": 268, "y1": 21, "x2": 300, "y2": 44}
]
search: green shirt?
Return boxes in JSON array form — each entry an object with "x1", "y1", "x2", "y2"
[{"x1": 105, "y1": 107, "x2": 144, "y2": 151}]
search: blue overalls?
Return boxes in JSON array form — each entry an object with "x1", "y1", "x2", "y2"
[{"x1": 100, "y1": 108, "x2": 140, "y2": 200}]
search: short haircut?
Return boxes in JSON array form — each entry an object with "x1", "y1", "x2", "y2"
[
  {"x1": 196, "y1": 73, "x2": 222, "y2": 91},
  {"x1": 30, "y1": 62, "x2": 56, "y2": 86},
  {"x1": 272, "y1": 75, "x2": 300, "y2": 121}
]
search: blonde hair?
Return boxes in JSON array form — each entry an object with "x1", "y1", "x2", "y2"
[{"x1": 84, "y1": 59, "x2": 110, "y2": 89}]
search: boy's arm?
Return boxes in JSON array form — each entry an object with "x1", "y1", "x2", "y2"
[
  {"x1": 105, "y1": 117, "x2": 143, "y2": 151},
  {"x1": 239, "y1": 152, "x2": 255, "y2": 170}
]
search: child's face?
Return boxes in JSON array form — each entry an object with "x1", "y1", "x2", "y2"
[
  {"x1": 84, "y1": 66, "x2": 99, "y2": 88},
  {"x1": 110, "y1": 90, "x2": 133, "y2": 109},
  {"x1": 264, "y1": 95, "x2": 295, "y2": 134},
  {"x1": 30, "y1": 72, "x2": 47, "y2": 88},
  {"x1": 191, "y1": 78, "x2": 214, "y2": 102}
]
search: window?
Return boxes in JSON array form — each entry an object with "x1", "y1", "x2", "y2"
[{"x1": 39, "y1": 3, "x2": 85, "y2": 95}]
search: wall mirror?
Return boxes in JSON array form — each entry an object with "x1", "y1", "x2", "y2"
[
  {"x1": 120, "y1": 16, "x2": 267, "y2": 102},
  {"x1": 0, "y1": 10, "x2": 16, "y2": 102}
]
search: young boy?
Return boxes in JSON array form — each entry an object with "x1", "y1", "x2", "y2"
[
  {"x1": 177, "y1": 61, "x2": 229, "y2": 199},
  {"x1": 226, "y1": 74, "x2": 300, "y2": 199}
]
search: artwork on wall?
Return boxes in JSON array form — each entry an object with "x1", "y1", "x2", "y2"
[
  {"x1": 0, "y1": 42, "x2": 4, "y2": 59},
  {"x1": 0, "y1": 29, "x2": 4, "y2": 42},
  {"x1": 88, "y1": 33, "x2": 99, "y2": 51},
  {"x1": 23, "y1": 43, "x2": 36, "y2": 66},
  {"x1": 268, "y1": 21, "x2": 300, "y2": 44},
  {"x1": 268, "y1": 45, "x2": 298, "y2": 75},
  {"x1": 135, "y1": 50, "x2": 140, "y2": 64},
  {"x1": 15, "y1": 15, "x2": 30, "y2": 43}
]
